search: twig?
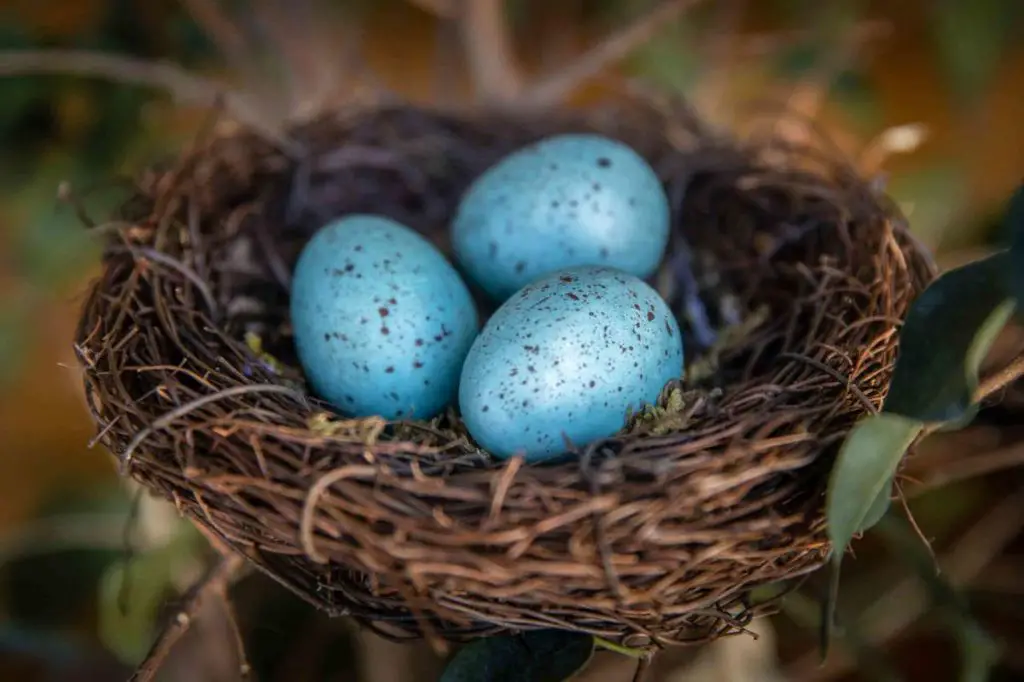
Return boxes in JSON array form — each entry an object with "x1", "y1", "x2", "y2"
[
  {"x1": 0, "y1": 49, "x2": 297, "y2": 154},
  {"x1": 916, "y1": 352, "x2": 1024, "y2": 442},
  {"x1": 130, "y1": 552, "x2": 246, "y2": 682},
  {"x1": 457, "y1": 0, "x2": 525, "y2": 105},
  {"x1": 632, "y1": 653, "x2": 654, "y2": 682},
  {"x1": 218, "y1": 587, "x2": 253, "y2": 680},
  {"x1": 519, "y1": 0, "x2": 707, "y2": 110},
  {"x1": 976, "y1": 353, "x2": 1024, "y2": 403},
  {"x1": 786, "y1": 485, "x2": 1024, "y2": 682},
  {"x1": 120, "y1": 384, "x2": 309, "y2": 471}
]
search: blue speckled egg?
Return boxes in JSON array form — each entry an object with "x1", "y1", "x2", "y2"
[
  {"x1": 451, "y1": 133, "x2": 670, "y2": 302},
  {"x1": 290, "y1": 214, "x2": 478, "y2": 420},
  {"x1": 458, "y1": 266, "x2": 684, "y2": 462}
]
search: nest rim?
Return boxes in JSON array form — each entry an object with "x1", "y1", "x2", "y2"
[{"x1": 75, "y1": 94, "x2": 936, "y2": 649}]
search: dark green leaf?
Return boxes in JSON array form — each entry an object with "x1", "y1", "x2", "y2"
[
  {"x1": 819, "y1": 475, "x2": 892, "y2": 655},
  {"x1": 821, "y1": 463, "x2": 889, "y2": 662},
  {"x1": 883, "y1": 252, "x2": 1016, "y2": 423},
  {"x1": 439, "y1": 630, "x2": 595, "y2": 682},
  {"x1": 827, "y1": 414, "x2": 922, "y2": 563},
  {"x1": 1006, "y1": 183, "x2": 1024, "y2": 309}
]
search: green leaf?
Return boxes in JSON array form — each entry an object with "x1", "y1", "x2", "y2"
[
  {"x1": 822, "y1": 422, "x2": 907, "y2": 660},
  {"x1": 883, "y1": 252, "x2": 1016, "y2": 423},
  {"x1": 860, "y1": 477, "x2": 894, "y2": 533},
  {"x1": 827, "y1": 414, "x2": 922, "y2": 561},
  {"x1": 1006, "y1": 183, "x2": 1024, "y2": 310},
  {"x1": 439, "y1": 630, "x2": 596, "y2": 682}
]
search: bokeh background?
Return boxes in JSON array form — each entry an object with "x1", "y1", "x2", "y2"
[{"x1": 1, "y1": 1, "x2": 1023, "y2": 680}]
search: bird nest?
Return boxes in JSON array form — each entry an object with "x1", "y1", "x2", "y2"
[{"x1": 75, "y1": 98, "x2": 935, "y2": 649}]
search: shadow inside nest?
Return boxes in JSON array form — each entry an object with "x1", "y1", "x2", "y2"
[{"x1": 76, "y1": 99, "x2": 935, "y2": 645}]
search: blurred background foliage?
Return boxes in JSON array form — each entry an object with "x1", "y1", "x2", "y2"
[{"x1": 0, "y1": 1, "x2": 1022, "y2": 681}]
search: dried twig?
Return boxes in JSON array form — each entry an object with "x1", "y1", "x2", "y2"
[
  {"x1": 218, "y1": 588, "x2": 253, "y2": 680},
  {"x1": 119, "y1": 384, "x2": 309, "y2": 471},
  {"x1": 457, "y1": 0, "x2": 525, "y2": 105},
  {"x1": 131, "y1": 552, "x2": 246, "y2": 682},
  {"x1": 519, "y1": 0, "x2": 707, "y2": 110},
  {"x1": 976, "y1": 353, "x2": 1024, "y2": 403},
  {"x1": 632, "y1": 653, "x2": 655, "y2": 682},
  {"x1": 0, "y1": 49, "x2": 297, "y2": 154}
]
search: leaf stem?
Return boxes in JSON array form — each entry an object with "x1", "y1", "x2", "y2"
[
  {"x1": 130, "y1": 552, "x2": 245, "y2": 682},
  {"x1": 592, "y1": 637, "x2": 649, "y2": 659}
]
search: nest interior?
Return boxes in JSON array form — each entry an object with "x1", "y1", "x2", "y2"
[{"x1": 75, "y1": 100, "x2": 935, "y2": 648}]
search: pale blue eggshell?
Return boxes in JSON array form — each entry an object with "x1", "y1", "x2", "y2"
[
  {"x1": 459, "y1": 266, "x2": 684, "y2": 462},
  {"x1": 290, "y1": 214, "x2": 478, "y2": 420},
  {"x1": 451, "y1": 133, "x2": 670, "y2": 302}
]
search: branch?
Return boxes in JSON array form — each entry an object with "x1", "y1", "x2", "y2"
[
  {"x1": 219, "y1": 588, "x2": 253, "y2": 680},
  {"x1": 457, "y1": 0, "x2": 525, "y2": 105},
  {"x1": 519, "y1": 0, "x2": 708, "y2": 110},
  {"x1": 0, "y1": 49, "x2": 297, "y2": 154},
  {"x1": 918, "y1": 352, "x2": 1024, "y2": 444},
  {"x1": 976, "y1": 352, "x2": 1024, "y2": 403},
  {"x1": 130, "y1": 552, "x2": 246, "y2": 682}
]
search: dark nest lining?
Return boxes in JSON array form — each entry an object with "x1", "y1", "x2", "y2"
[{"x1": 75, "y1": 100, "x2": 935, "y2": 648}]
